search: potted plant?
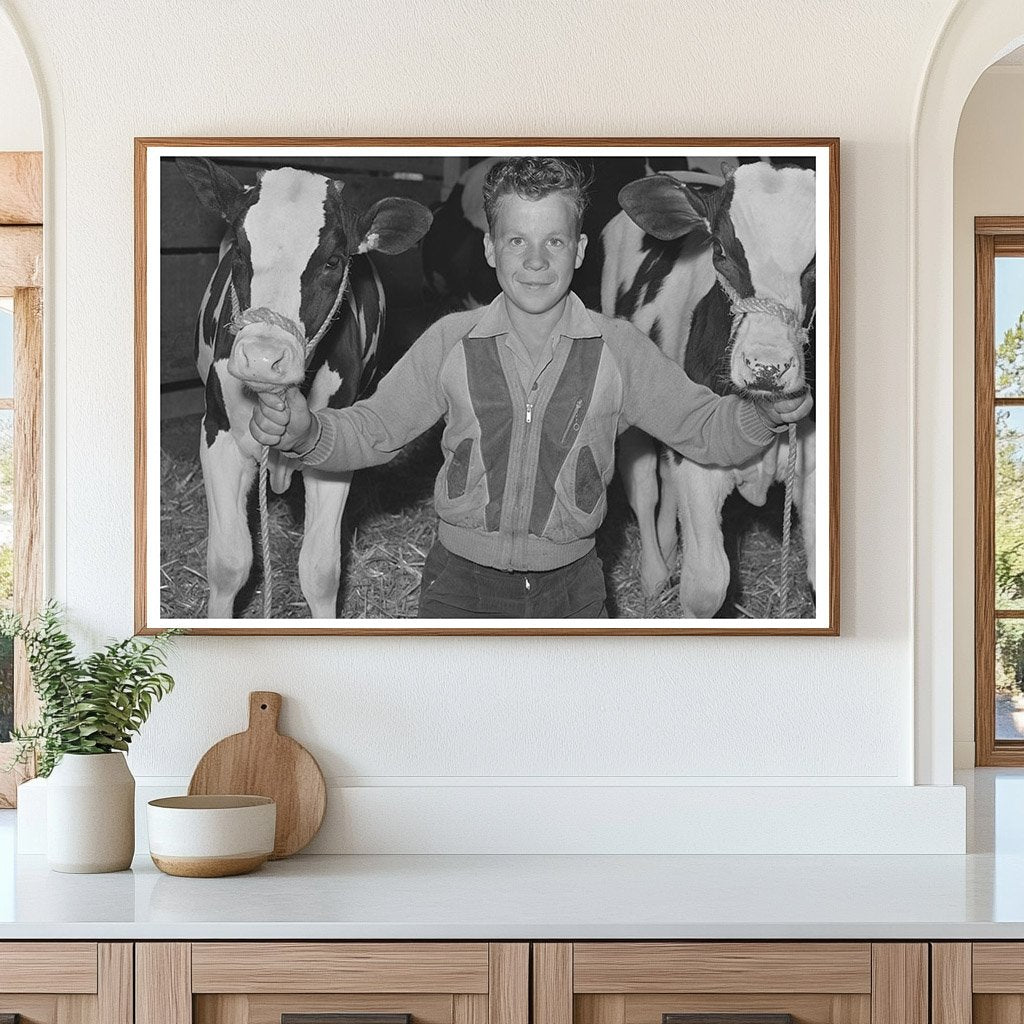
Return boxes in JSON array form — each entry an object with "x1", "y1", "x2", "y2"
[{"x1": 2, "y1": 603, "x2": 178, "y2": 873}]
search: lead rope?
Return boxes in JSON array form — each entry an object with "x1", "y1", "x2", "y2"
[
  {"x1": 227, "y1": 261, "x2": 352, "y2": 618},
  {"x1": 258, "y1": 440, "x2": 275, "y2": 617},
  {"x1": 779, "y1": 422, "x2": 799, "y2": 616}
]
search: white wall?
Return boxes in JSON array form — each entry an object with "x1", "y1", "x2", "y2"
[
  {"x1": 2, "y1": 0, "x2": 975, "y2": 852},
  {"x1": 0, "y1": 8, "x2": 40, "y2": 152},
  {"x1": 952, "y1": 65, "x2": 1024, "y2": 768}
]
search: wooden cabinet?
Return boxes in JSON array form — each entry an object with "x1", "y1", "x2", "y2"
[
  {"x1": 0, "y1": 943, "x2": 132, "y2": 1024},
  {"x1": 532, "y1": 943, "x2": 928, "y2": 1024},
  {"x1": 0, "y1": 938, "x2": 958, "y2": 1024},
  {"x1": 136, "y1": 944, "x2": 528, "y2": 1024},
  {"x1": 932, "y1": 943, "x2": 1024, "y2": 1024}
]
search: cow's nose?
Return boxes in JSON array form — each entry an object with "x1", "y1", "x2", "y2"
[
  {"x1": 743, "y1": 356, "x2": 795, "y2": 389},
  {"x1": 228, "y1": 335, "x2": 304, "y2": 389}
]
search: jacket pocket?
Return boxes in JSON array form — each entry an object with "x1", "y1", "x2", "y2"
[
  {"x1": 540, "y1": 443, "x2": 611, "y2": 545},
  {"x1": 435, "y1": 441, "x2": 488, "y2": 531},
  {"x1": 559, "y1": 397, "x2": 585, "y2": 446},
  {"x1": 446, "y1": 437, "x2": 474, "y2": 499},
  {"x1": 574, "y1": 445, "x2": 602, "y2": 514}
]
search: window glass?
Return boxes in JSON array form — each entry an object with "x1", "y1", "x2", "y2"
[
  {"x1": 996, "y1": 256, "x2": 1024, "y2": 397},
  {"x1": 0, "y1": 305, "x2": 12, "y2": 399},
  {"x1": 997, "y1": 620, "x2": 1024, "y2": 740},
  {"x1": 996, "y1": 407, "x2": 1024, "y2": 610}
]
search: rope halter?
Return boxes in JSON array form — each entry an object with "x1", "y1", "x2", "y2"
[
  {"x1": 715, "y1": 271, "x2": 811, "y2": 353},
  {"x1": 226, "y1": 258, "x2": 353, "y2": 357}
]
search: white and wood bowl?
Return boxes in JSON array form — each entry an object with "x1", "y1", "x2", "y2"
[{"x1": 147, "y1": 795, "x2": 276, "y2": 877}]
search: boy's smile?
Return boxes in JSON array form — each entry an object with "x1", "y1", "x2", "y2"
[{"x1": 484, "y1": 193, "x2": 588, "y2": 320}]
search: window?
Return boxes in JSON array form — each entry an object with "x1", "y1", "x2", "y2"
[{"x1": 975, "y1": 220, "x2": 1024, "y2": 764}]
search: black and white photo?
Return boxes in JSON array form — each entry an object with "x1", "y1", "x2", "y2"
[{"x1": 135, "y1": 140, "x2": 838, "y2": 634}]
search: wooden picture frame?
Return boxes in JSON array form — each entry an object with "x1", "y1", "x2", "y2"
[{"x1": 135, "y1": 137, "x2": 839, "y2": 635}]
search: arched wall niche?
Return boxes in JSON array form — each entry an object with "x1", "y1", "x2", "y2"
[{"x1": 914, "y1": 0, "x2": 1024, "y2": 785}]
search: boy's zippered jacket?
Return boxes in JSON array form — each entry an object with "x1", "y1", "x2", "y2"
[{"x1": 301, "y1": 292, "x2": 778, "y2": 571}]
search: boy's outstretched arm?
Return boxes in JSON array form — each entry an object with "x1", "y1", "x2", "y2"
[
  {"x1": 249, "y1": 319, "x2": 452, "y2": 472},
  {"x1": 609, "y1": 323, "x2": 813, "y2": 467}
]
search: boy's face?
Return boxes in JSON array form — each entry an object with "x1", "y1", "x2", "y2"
[{"x1": 483, "y1": 193, "x2": 587, "y2": 318}]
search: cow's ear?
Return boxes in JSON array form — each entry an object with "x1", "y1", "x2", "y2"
[
  {"x1": 617, "y1": 175, "x2": 712, "y2": 242},
  {"x1": 354, "y1": 198, "x2": 433, "y2": 255},
  {"x1": 177, "y1": 158, "x2": 248, "y2": 219}
]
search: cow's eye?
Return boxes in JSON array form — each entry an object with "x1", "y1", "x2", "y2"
[{"x1": 324, "y1": 255, "x2": 343, "y2": 271}]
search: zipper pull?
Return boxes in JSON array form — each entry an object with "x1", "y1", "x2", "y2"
[{"x1": 526, "y1": 382, "x2": 538, "y2": 425}]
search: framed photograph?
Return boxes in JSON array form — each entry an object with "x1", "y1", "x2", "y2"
[{"x1": 135, "y1": 138, "x2": 838, "y2": 635}]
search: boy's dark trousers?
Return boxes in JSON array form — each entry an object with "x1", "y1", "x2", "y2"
[{"x1": 418, "y1": 539, "x2": 608, "y2": 618}]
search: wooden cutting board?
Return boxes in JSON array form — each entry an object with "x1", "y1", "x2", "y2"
[{"x1": 188, "y1": 691, "x2": 326, "y2": 859}]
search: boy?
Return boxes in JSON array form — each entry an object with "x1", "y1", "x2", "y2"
[{"x1": 250, "y1": 158, "x2": 812, "y2": 618}]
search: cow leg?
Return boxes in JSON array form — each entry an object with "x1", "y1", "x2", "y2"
[
  {"x1": 670, "y1": 457, "x2": 735, "y2": 619},
  {"x1": 798, "y1": 420, "x2": 816, "y2": 591},
  {"x1": 655, "y1": 455, "x2": 679, "y2": 568},
  {"x1": 201, "y1": 428, "x2": 258, "y2": 618},
  {"x1": 298, "y1": 469, "x2": 353, "y2": 618},
  {"x1": 618, "y1": 426, "x2": 670, "y2": 596}
]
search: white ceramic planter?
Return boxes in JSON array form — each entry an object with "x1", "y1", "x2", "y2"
[{"x1": 46, "y1": 752, "x2": 135, "y2": 873}]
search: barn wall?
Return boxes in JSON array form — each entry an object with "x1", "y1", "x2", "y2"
[
  {"x1": 5, "y1": 0, "x2": 975, "y2": 851},
  {"x1": 953, "y1": 65, "x2": 1024, "y2": 768}
]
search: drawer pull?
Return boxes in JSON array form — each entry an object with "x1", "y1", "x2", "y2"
[
  {"x1": 664, "y1": 1016, "x2": 795, "y2": 1024},
  {"x1": 283, "y1": 1016, "x2": 411, "y2": 1024}
]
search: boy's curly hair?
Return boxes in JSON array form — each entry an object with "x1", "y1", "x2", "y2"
[{"x1": 482, "y1": 157, "x2": 592, "y2": 232}]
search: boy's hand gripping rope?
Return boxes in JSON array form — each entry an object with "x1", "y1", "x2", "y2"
[{"x1": 227, "y1": 262, "x2": 352, "y2": 618}]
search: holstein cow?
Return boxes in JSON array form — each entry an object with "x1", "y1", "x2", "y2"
[
  {"x1": 178, "y1": 158, "x2": 432, "y2": 618},
  {"x1": 601, "y1": 162, "x2": 817, "y2": 617}
]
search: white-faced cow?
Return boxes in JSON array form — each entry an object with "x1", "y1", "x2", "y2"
[
  {"x1": 178, "y1": 158, "x2": 432, "y2": 618},
  {"x1": 601, "y1": 162, "x2": 817, "y2": 618}
]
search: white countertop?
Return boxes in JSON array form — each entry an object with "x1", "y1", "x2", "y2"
[
  {"x1": 0, "y1": 768, "x2": 1021, "y2": 941},
  {"x1": 0, "y1": 848, "x2": 1021, "y2": 940}
]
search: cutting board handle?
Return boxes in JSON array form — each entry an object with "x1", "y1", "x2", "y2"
[{"x1": 248, "y1": 691, "x2": 282, "y2": 734}]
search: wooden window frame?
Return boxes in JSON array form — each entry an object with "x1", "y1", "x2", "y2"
[{"x1": 0, "y1": 151, "x2": 43, "y2": 806}]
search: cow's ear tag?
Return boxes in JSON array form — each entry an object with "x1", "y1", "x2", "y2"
[{"x1": 357, "y1": 232, "x2": 381, "y2": 254}]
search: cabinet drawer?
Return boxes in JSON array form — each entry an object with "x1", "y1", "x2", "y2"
[
  {"x1": 0, "y1": 943, "x2": 130, "y2": 1024},
  {"x1": 0, "y1": 942, "x2": 98, "y2": 994},
  {"x1": 533, "y1": 943, "x2": 926, "y2": 1024},
  {"x1": 572, "y1": 944, "x2": 872, "y2": 994},
  {"x1": 139, "y1": 942, "x2": 528, "y2": 1024},
  {"x1": 191, "y1": 943, "x2": 490, "y2": 993},
  {"x1": 937, "y1": 942, "x2": 1024, "y2": 1024}
]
